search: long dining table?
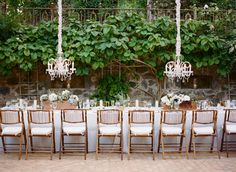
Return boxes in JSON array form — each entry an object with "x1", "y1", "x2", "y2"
[{"x1": 0, "y1": 106, "x2": 229, "y2": 153}]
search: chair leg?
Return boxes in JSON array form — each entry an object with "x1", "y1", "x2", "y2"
[
  {"x1": 210, "y1": 135, "x2": 215, "y2": 152},
  {"x1": 161, "y1": 133, "x2": 165, "y2": 159},
  {"x1": 220, "y1": 130, "x2": 225, "y2": 152},
  {"x1": 50, "y1": 135, "x2": 54, "y2": 160},
  {"x1": 120, "y1": 134, "x2": 123, "y2": 160},
  {"x1": 25, "y1": 136, "x2": 28, "y2": 160},
  {"x1": 189, "y1": 130, "x2": 193, "y2": 152},
  {"x1": 96, "y1": 134, "x2": 99, "y2": 160},
  {"x1": 128, "y1": 133, "x2": 131, "y2": 160},
  {"x1": 86, "y1": 130, "x2": 88, "y2": 154},
  {"x1": 193, "y1": 134, "x2": 196, "y2": 159},
  {"x1": 152, "y1": 134, "x2": 155, "y2": 160},
  {"x1": 19, "y1": 135, "x2": 23, "y2": 160},
  {"x1": 23, "y1": 128, "x2": 27, "y2": 151},
  {"x1": 179, "y1": 135, "x2": 184, "y2": 152},
  {"x1": 157, "y1": 129, "x2": 161, "y2": 153},
  {"x1": 53, "y1": 129, "x2": 56, "y2": 153},
  {"x1": 2, "y1": 136, "x2": 6, "y2": 152},
  {"x1": 84, "y1": 134, "x2": 87, "y2": 160},
  {"x1": 59, "y1": 131, "x2": 62, "y2": 160},
  {"x1": 226, "y1": 134, "x2": 229, "y2": 158},
  {"x1": 62, "y1": 132, "x2": 65, "y2": 154},
  {"x1": 30, "y1": 135, "x2": 33, "y2": 152}
]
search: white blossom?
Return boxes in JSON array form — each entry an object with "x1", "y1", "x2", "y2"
[{"x1": 49, "y1": 93, "x2": 58, "y2": 102}]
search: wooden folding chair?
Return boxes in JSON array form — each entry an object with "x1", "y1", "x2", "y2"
[
  {"x1": 59, "y1": 109, "x2": 88, "y2": 160},
  {"x1": 128, "y1": 110, "x2": 155, "y2": 160},
  {"x1": 221, "y1": 109, "x2": 236, "y2": 157},
  {"x1": 27, "y1": 110, "x2": 55, "y2": 160},
  {"x1": 0, "y1": 110, "x2": 27, "y2": 160},
  {"x1": 96, "y1": 109, "x2": 123, "y2": 160},
  {"x1": 189, "y1": 110, "x2": 220, "y2": 159},
  {"x1": 158, "y1": 110, "x2": 188, "y2": 159}
]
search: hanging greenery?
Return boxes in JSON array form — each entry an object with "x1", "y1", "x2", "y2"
[{"x1": 91, "y1": 74, "x2": 130, "y2": 101}]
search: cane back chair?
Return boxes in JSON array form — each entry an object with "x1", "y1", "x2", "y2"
[
  {"x1": 221, "y1": 109, "x2": 236, "y2": 157},
  {"x1": 0, "y1": 109, "x2": 27, "y2": 159},
  {"x1": 59, "y1": 109, "x2": 88, "y2": 159},
  {"x1": 27, "y1": 110, "x2": 55, "y2": 160},
  {"x1": 128, "y1": 110, "x2": 155, "y2": 160},
  {"x1": 189, "y1": 110, "x2": 220, "y2": 159},
  {"x1": 96, "y1": 109, "x2": 123, "y2": 160},
  {"x1": 158, "y1": 110, "x2": 188, "y2": 159}
]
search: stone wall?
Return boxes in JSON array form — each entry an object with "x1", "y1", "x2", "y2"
[{"x1": 0, "y1": 66, "x2": 235, "y2": 107}]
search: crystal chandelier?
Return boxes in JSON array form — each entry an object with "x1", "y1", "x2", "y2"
[
  {"x1": 46, "y1": 0, "x2": 75, "y2": 81},
  {"x1": 164, "y1": 0, "x2": 193, "y2": 82}
]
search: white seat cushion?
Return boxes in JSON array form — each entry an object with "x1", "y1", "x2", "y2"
[
  {"x1": 31, "y1": 127, "x2": 52, "y2": 136},
  {"x1": 63, "y1": 126, "x2": 86, "y2": 135},
  {"x1": 63, "y1": 122, "x2": 86, "y2": 135},
  {"x1": 162, "y1": 126, "x2": 182, "y2": 135},
  {"x1": 2, "y1": 127, "x2": 22, "y2": 136},
  {"x1": 99, "y1": 126, "x2": 121, "y2": 135},
  {"x1": 193, "y1": 126, "x2": 214, "y2": 135},
  {"x1": 130, "y1": 126, "x2": 152, "y2": 135},
  {"x1": 226, "y1": 125, "x2": 236, "y2": 134}
]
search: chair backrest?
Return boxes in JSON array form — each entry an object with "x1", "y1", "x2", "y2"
[
  {"x1": 97, "y1": 109, "x2": 122, "y2": 125},
  {"x1": 192, "y1": 110, "x2": 217, "y2": 125},
  {"x1": 61, "y1": 109, "x2": 86, "y2": 123},
  {"x1": 224, "y1": 109, "x2": 236, "y2": 123},
  {"x1": 28, "y1": 110, "x2": 53, "y2": 124},
  {"x1": 129, "y1": 110, "x2": 154, "y2": 124},
  {"x1": 0, "y1": 110, "x2": 23, "y2": 124},
  {"x1": 160, "y1": 110, "x2": 186, "y2": 125}
]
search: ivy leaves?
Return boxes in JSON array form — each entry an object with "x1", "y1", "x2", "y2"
[{"x1": 0, "y1": 12, "x2": 234, "y2": 78}]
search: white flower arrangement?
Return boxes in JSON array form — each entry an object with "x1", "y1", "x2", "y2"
[
  {"x1": 40, "y1": 94, "x2": 48, "y2": 101},
  {"x1": 161, "y1": 93, "x2": 190, "y2": 106},
  {"x1": 48, "y1": 93, "x2": 58, "y2": 102},
  {"x1": 61, "y1": 90, "x2": 71, "y2": 100},
  {"x1": 68, "y1": 95, "x2": 79, "y2": 104}
]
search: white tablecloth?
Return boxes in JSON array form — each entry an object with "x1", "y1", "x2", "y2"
[{"x1": 0, "y1": 107, "x2": 226, "y2": 153}]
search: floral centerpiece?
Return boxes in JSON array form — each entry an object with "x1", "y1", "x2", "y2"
[
  {"x1": 161, "y1": 93, "x2": 190, "y2": 109},
  {"x1": 40, "y1": 94, "x2": 48, "y2": 101},
  {"x1": 68, "y1": 95, "x2": 79, "y2": 105},
  {"x1": 40, "y1": 90, "x2": 79, "y2": 110},
  {"x1": 61, "y1": 90, "x2": 71, "y2": 100},
  {"x1": 48, "y1": 93, "x2": 58, "y2": 102}
]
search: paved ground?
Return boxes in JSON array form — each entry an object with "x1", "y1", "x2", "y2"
[{"x1": 0, "y1": 152, "x2": 236, "y2": 172}]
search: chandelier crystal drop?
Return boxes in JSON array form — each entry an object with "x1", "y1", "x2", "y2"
[
  {"x1": 46, "y1": 0, "x2": 75, "y2": 81},
  {"x1": 164, "y1": 0, "x2": 193, "y2": 82}
]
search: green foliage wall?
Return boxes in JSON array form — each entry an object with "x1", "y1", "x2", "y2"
[{"x1": 0, "y1": 13, "x2": 235, "y2": 77}]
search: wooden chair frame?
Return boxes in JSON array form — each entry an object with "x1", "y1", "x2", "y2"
[
  {"x1": 0, "y1": 110, "x2": 27, "y2": 160},
  {"x1": 128, "y1": 110, "x2": 155, "y2": 160},
  {"x1": 158, "y1": 110, "x2": 188, "y2": 159},
  {"x1": 59, "y1": 109, "x2": 88, "y2": 160},
  {"x1": 221, "y1": 109, "x2": 236, "y2": 157},
  {"x1": 26, "y1": 110, "x2": 55, "y2": 160},
  {"x1": 189, "y1": 110, "x2": 220, "y2": 159},
  {"x1": 96, "y1": 109, "x2": 123, "y2": 160}
]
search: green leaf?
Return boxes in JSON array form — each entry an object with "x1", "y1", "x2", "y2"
[
  {"x1": 103, "y1": 27, "x2": 111, "y2": 35},
  {"x1": 106, "y1": 49, "x2": 113, "y2": 57},
  {"x1": 24, "y1": 49, "x2": 30, "y2": 56}
]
